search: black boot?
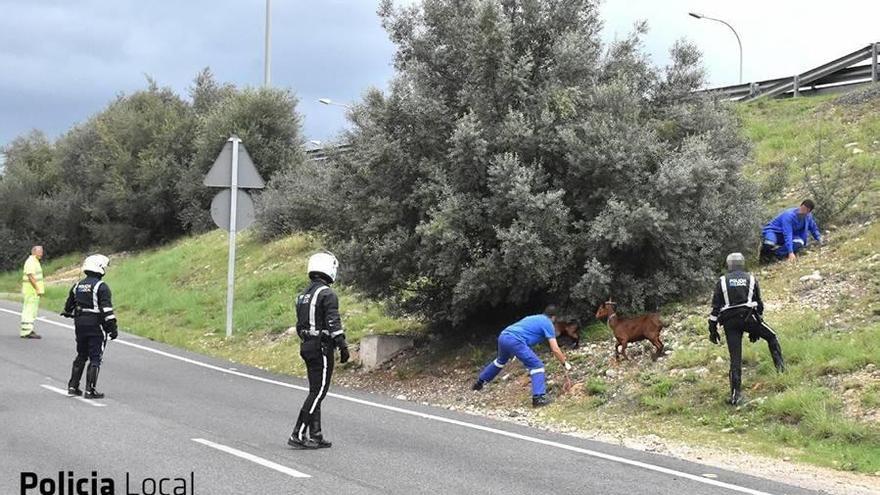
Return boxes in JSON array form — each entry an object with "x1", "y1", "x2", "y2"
[
  {"x1": 532, "y1": 394, "x2": 551, "y2": 407},
  {"x1": 472, "y1": 379, "x2": 486, "y2": 391},
  {"x1": 84, "y1": 364, "x2": 104, "y2": 399},
  {"x1": 68, "y1": 360, "x2": 85, "y2": 396},
  {"x1": 728, "y1": 371, "x2": 742, "y2": 406},
  {"x1": 309, "y1": 410, "x2": 332, "y2": 448},
  {"x1": 768, "y1": 339, "x2": 786, "y2": 373},
  {"x1": 288, "y1": 410, "x2": 318, "y2": 450},
  {"x1": 759, "y1": 244, "x2": 776, "y2": 265}
]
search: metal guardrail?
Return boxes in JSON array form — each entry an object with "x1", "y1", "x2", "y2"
[
  {"x1": 304, "y1": 143, "x2": 352, "y2": 162},
  {"x1": 698, "y1": 42, "x2": 879, "y2": 101}
]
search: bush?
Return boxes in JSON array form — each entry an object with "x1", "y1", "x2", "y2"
[
  {"x1": 0, "y1": 71, "x2": 306, "y2": 266},
  {"x1": 800, "y1": 131, "x2": 879, "y2": 225},
  {"x1": 309, "y1": 0, "x2": 758, "y2": 327},
  {"x1": 180, "y1": 84, "x2": 306, "y2": 232}
]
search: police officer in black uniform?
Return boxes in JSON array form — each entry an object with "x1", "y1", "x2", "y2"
[
  {"x1": 709, "y1": 252, "x2": 785, "y2": 405},
  {"x1": 288, "y1": 252, "x2": 350, "y2": 449},
  {"x1": 63, "y1": 254, "x2": 118, "y2": 399}
]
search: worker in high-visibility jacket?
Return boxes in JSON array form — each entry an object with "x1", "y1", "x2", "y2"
[{"x1": 20, "y1": 245, "x2": 45, "y2": 339}]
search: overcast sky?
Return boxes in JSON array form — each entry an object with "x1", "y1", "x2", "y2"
[{"x1": 1, "y1": 0, "x2": 878, "y2": 149}]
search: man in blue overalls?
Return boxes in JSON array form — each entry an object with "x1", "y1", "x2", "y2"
[
  {"x1": 472, "y1": 306, "x2": 574, "y2": 407},
  {"x1": 760, "y1": 199, "x2": 823, "y2": 263}
]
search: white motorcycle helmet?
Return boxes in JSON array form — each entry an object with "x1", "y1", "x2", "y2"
[
  {"x1": 82, "y1": 254, "x2": 111, "y2": 275},
  {"x1": 307, "y1": 252, "x2": 339, "y2": 283}
]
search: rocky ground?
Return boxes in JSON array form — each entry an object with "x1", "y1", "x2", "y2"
[
  {"x1": 335, "y1": 231, "x2": 880, "y2": 495},
  {"x1": 336, "y1": 341, "x2": 879, "y2": 495}
]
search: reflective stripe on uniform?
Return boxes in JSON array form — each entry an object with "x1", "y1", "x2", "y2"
[
  {"x1": 708, "y1": 315, "x2": 718, "y2": 322},
  {"x1": 93, "y1": 281, "x2": 104, "y2": 312},
  {"x1": 529, "y1": 367, "x2": 545, "y2": 375},
  {"x1": 330, "y1": 330, "x2": 344, "y2": 338},
  {"x1": 297, "y1": 353, "x2": 330, "y2": 440},
  {"x1": 493, "y1": 359, "x2": 506, "y2": 368},
  {"x1": 720, "y1": 276, "x2": 730, "y2": 307},
  {"x1": 747, "y1": 275, "x2": 755, "y2": 303},
  {"x1": 309, "y1": 286, "x2": 329, "y2": 334},
  {"x1": 104, "y1": 315, "x2": 116, "y2": 321}
]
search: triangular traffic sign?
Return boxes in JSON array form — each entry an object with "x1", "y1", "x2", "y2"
[{"x1": 203, "y1": 136, "x2": 266, "y2": 189}]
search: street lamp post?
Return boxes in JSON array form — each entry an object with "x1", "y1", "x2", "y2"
[
  {"x1": 318, "y1": 98, "x2": 352, "y2": 109},
  {"x1": 264, "y1": 0, "x2": 271, "y2": 87},
  {"x1": 689, "y1": 12, "x2": 742, "y2": 84}
]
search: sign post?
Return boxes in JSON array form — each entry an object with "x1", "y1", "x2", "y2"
[{"x1": 204, "y1": 135, "x2": 265, "y2": 337}]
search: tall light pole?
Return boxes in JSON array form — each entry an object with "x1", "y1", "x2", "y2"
[
  {"x1": 318, "y1": 98, "x2": 352, "y2": 109},
  {"x1": 264, "y1": 0, "x2": 272, "y2": 87},
  {"x1": 689, "y1": 12, "x2": 742, "y2": 84}
]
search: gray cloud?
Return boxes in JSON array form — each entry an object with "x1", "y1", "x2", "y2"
[
  {"x1": 0, "y1": 0, "x2": 395, "y2": 146},
  {"x1": 2, "y1": 0, "x2": 878, "y2": 149}
]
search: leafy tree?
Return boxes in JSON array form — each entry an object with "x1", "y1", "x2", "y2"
[
  {"x1": 297, "y1": 0, "x2": 757, "y2": 327},
  {"x1": 0, "y1": 71, "x2": 307, "y2": 267},
  {"x1": 52, "y1": 81, "x2": 197, "y2": 250},
  {"x1": 179, "y1": 84, "x2": 306, "y2": 232},
  {"x1": 0, "y1": 131, "x2": 67, "y2": 268}
]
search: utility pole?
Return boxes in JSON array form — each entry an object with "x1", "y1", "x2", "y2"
[{"x1": 264, "y1": 0, "x2": 272, "y2": 87}]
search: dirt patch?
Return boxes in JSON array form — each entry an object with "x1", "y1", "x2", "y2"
[
  {"x1": 336, "y1": 339, "x2": 879, "y2": 495},
  {"x1": 836, "y1": 368, "x2": 880, "y2": 423}
]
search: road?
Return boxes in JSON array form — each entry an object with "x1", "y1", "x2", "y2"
[{"x1": 0, "y1": 301, "x2": 821, "y2": 495}]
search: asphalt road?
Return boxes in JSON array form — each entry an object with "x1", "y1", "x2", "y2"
[{"x1": 0, "y1": 300, "x2": 824, "y2": 495}]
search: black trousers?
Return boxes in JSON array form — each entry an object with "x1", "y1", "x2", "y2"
[
  {"x1": 299, "y1": 339, "x2": 334, "y2": 417},
  {"x1": 74, "y1": 329, "x2": 106, "y2": 367},
  {"x1": 723, "y1": 314, "x2": 780, "y2": 388}
]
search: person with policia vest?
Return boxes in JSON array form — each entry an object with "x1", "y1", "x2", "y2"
[
  {"x1": 760, "y1": 199, "x2": 823, "y2": 263},
  {"x1": 288, "y1": 252, "x2": 350, "y2": 450},
  {"x1": 709, "y1": 253, "x2": 785, "y2": 406},
  {"x1": 20, "y1": 245, "x2": 45, "y2": 339},
  {"x1": 472, "y1": 306, "x2": 576, "y2": 407},
  {"x1": 62, "y1": 255, "x2": 118, "y2": 399}
]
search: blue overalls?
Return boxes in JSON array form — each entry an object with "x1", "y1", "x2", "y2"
[
  {"x1": 761, "y1": 207, "x2": 822, "y2": 258},
  {"x1": 477, "y1": 315, "x2": 555, "y2": 395}
]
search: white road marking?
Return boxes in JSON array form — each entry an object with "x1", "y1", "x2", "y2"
[
  {"x1": 192, "y1": 438, "x2": 310, "y2": 478},
  {"x1": 40, "y1": 384, "x2": 107, "y2": 407},
  {"x1": 1, "y1": 307, "x2": 776, "y2": 495}
]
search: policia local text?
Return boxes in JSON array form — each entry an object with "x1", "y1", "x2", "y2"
[{"x1": 20, "y1": 471, "x2": 195, "y2": 495}]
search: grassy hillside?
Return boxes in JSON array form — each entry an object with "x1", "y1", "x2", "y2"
[
  {"x1": 0, "y1": 231, "x2": 420, "y2": 375},
  {"x1": 3, "y1": 87, "x2": 879, "y2": 476},
  {"x1": 336, "y1": 89, "x2": 880, "y2": 476}
]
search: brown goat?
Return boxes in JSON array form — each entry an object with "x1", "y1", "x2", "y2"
[
  {"x1": 556, "y1": 320, "x2": 580, "y2": 348},
  {"x1": 595, "y1": 301, "x2": 665, "y2": 361}
]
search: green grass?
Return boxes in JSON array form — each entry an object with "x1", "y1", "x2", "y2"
[
  {"x1": 0, "y1": 231, "x2": 422, "y2": 375},
  {"x1": 544, "y1": 92, "x2": 880, "y2": 474},
  {"x1": 5, "y1": 90, "x2": 880, "y2": 476},
  {"x1": 0, "y1": 252, "x2": 83, "y2": 301}
]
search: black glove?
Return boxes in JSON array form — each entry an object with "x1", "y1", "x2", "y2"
[
  {"x1": 709, "y1": 322, "x2": 720, "y2": 345},
  {"x1": 748, "y1": 332, "x2": 760, "y2": 343},
  {"x1": 332, "y1": 333, "x2": 350, "y2": 363},
  {"x1": 104, "y1": 320, "x2": 118, "y2": 340},
  {"x1": 60, "y1": 312, "x2": 73, "y2": 318}
]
